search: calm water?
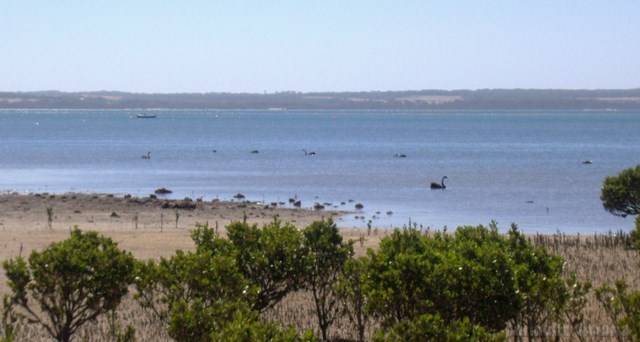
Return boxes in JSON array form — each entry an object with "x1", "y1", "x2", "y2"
[{"x1": 1, "y1": 109, "x2": 639, "y2": 234}]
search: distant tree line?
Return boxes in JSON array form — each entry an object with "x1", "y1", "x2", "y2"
[{"x1": 1, "y1": 88, "x2": 639, "y2": 110}]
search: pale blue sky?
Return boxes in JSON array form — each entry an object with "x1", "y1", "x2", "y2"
[{"x1": 1, "y1": 1, "x2": 638, "y2": 93}]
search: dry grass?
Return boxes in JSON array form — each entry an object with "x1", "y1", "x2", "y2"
[{"x1": 529, "y1": 232, "x2": 640, "y2": 340}]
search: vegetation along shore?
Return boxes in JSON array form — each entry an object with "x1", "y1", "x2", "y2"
[{"x1": 1, "y1": 165, "x2": 639, "y2": 340}]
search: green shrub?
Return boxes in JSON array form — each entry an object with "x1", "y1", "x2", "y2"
[
  {"x1": 135, "y1": 250, "x2": 251, "y2": 341},
  {"x1": 227, "y1": 220, "x2": 306, "y2": 313},
  {"x1": 365, "y1": 223, "x2": 569, "y2": 338},
  {"x1": 374, "y1": 313, "x2": 505, "y2": 342},
  {"x1": 596, "y1": 281, "x2": 640, "y2": 340},
  {"x1": 2, "y1": 228, "x2": 136, "y2": 342},
  {"x1": 335, "y1": 256, "x2": 370, "y2": 342},
  {"x1": 302, "y1": 218, "x2": 354, "y2": 341},
  {"x1": 601, "y1": 165, "x2": 640, "y2": 218},
  {"x1": 506, "y1": 224, "x2": 568, "y2": 339},
  {"x1": 365, "y1": 225, "x2": 519, "y2": 332}
]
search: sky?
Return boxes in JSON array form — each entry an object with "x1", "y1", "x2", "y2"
[{"x1": 1, "y1": 1, "x2": 639, "y2": 93}]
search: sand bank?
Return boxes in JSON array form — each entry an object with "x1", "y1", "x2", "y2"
[{"x1": 0, "y1": 191, "x2": 353, "y2": 260}]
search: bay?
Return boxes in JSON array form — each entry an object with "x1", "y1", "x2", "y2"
[{"x1": 1, "y1": 109, "x2": 638, "y2": 234}]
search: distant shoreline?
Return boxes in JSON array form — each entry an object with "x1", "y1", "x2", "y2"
[{"x1": 1, "y1": 89, "x2": 639, "y2": 110}]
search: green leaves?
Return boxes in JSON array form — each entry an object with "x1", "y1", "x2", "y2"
[
  {"x1": 301, "y1": 218, "x2": 354, "y2": 340},
  {"x1": 374, "y1": 313, "x2": 505, "y2": 342},
  {"x1": 364, "y1": 224, "x2": 568, "y2": 335},
  {"x1": 135, "y1": 249, "x2": 252, "y2": 340},
  {"x1": 595, "y1": 281, "x2": 640, "y2": 340},
  {"x1": 227, "y1": 221, "x2": 306, "y2": 313},
  {"x1": 601, "y1": 164, "x2": 640, "y2": 218},
  {"x1": 137, "y1": 221, "x2": 309, "y2": 340},
  {"x1": 4, "y1": 219, "x2": 594, "y2": 341},
  {"x1": 335, "y1": 257, "x2": 370, "y2": 342},
  {"x1": 2, "y1": 228, "x2": 136, "y2": 342}
]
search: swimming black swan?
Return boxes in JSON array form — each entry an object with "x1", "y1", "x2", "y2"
[
  {"x1": 302, "y1": 149, "x2": 316, "y2": 156},
  {"x1": 430, "y1": 176, "x2": 447, "y2": 189}
]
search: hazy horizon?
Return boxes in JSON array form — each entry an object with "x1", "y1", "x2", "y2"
[
  {"x1": 2, "y1": 2, "x2": 639, "y2": 93},
  {"x1": 5, "y1": 87, "x2": 640, "y2": 95}
]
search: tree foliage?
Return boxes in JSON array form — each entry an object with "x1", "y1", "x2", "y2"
[
  {"x1": 596, "y1": 281, "x2": 640, "y2": 341},
  {"x1": 2, "y1": 219, "x2": 596, "y2": 341},
  {"x1": 365, "y1": 225, "x2": 519, "y2": 331},
  {"x1": 364, "y1": 223, "x2": 569, "y2": 337},
  {"x1": 302, "y1": 218, "x2": 354, "y2": 341},
  {"x1": 226, "y1": 221, "x2": 306, "y2": 313},
  {"x1": 191, "y1": 221, "x2": 306, "y2": 314},
  {"x1": 134, "y1": 249, "x2": 252, "y2": 341},
  {"x1": 373, "y1": 313, "x2": 504, "y2": 342},
  {"x1": 506, "y1": 224, "x2": 568, "y2": 339},
  {"x1": 601, "y1": 165, "x2": 640, "y2": 218},
  {"x1": 208, "y1": 307, "x2": 315, "y2": 342},
  {"x1": 335, "y1": 256, "x2": 370, "y2": 342},
  {"x1": 137, "y1": 222, "x2": 310, "y2": 341},
  {"x1": 2, "y1": 228, "x2": 136, "y2": 342}
]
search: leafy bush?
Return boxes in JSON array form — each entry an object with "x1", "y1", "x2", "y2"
[
  {"x1": 601, "y1": 165, "x2": 640, "y2": 218},
  {"x1": 335, "y1": 256, "x2": 370, "y2": 342},
  {"x1": 2, "y1": 228, "x2": 136, "y2": 342},
  {"x1": 365, "y1": 225, "x2": 520, "y2": 332},
  {"x1": 191, "y1": 222, "x2": 236, "y2": 256},
  {"x1": 506, "y1": 224, "x2": 568, "y2": 339},
  {"x1": 373, "y1": 313, "x2": 505, "y2": 342},
  {"x1": 208, "y1": 307, "x2": 315, "y2": 342},
  {"x1": 596, "y1": 281, "x2": 640, "y2": 340},
  {"x1": 226, "y1": 220, "x2": 306, "y2": 313},
  {"x1": 302, "y1": 218, "x2": 354, "y2": 341},
  {"x1": 191, "y1": 221, "x2": 306, "y2": 314},
  {"x1": 135, "y1": 249, "x2": 252, "y2": 340},
  {"x1": 138, "y1": 222, "x2": 312, "y2": 341},
  {"x1": 364, "y1": 223, "x2": 569, "y2": 338}
]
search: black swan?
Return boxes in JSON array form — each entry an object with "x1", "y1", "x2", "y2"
[
  {"x1": 302, "y1": 149, "x2": 316, "y2": 156},
  {"x1": 430, "y1": 176, "x2": 447, "y2": 189}
]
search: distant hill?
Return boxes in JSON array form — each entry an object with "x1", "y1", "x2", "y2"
[{"x1": 1, "y1": 89, "x2": 639, "y2": 110}]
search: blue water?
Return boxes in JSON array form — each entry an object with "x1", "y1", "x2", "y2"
[{"x1": 1, "y1": 109, "x2": 639, "y2": 234}]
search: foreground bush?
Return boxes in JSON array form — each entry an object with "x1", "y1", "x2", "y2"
[
  {"x1": 191, "y1": 221, "x2": 306, "y2": 314},
  {"x1": 135, "y1": 249, "x2": 253, "y2": 340},
  {"x1": 137, "y1": 222, "x2": 312, "y2": 341},
  {"x1": 2, "y1": 228, "x2": 136, "y2": 342},
  {"x1": 2, "y1": 220, "x2": 600, "y2": 341},
  {"x1": 363, "y1": 223, "x2": 569, "y2": 338},
  {"x1": 374, "y1": 313, "x2": 505, "y2": 342},
  {"x1": 226, "y1": 221, "x2": 306, "y2": 313},
  {"x1": 302, "y1": 219, "x2": 354, "y2": 340}
]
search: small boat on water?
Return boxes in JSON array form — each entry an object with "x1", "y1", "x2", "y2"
[{"x1": 137, "y1": 113, "x2": 157, "y2": 119}]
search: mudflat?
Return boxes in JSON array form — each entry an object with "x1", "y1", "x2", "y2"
[{"x1": 0, "y1": 192, "x2": 350, "y2": 284}]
